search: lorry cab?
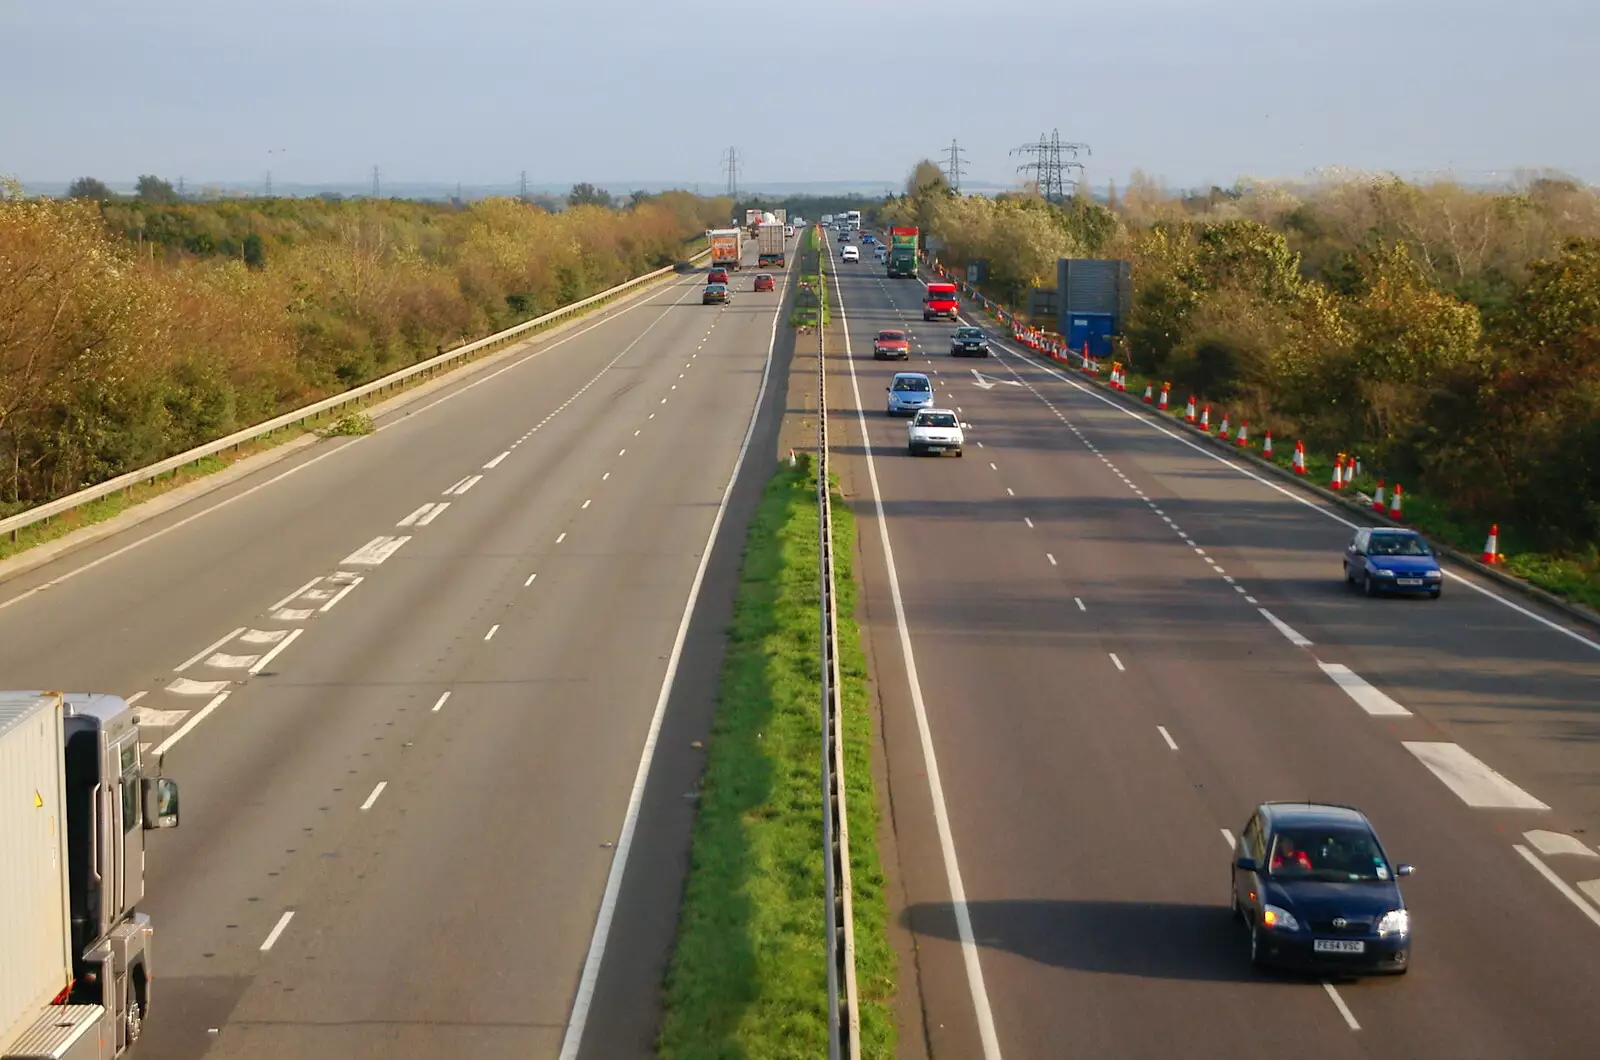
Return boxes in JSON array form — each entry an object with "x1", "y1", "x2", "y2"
[{"x1": 923, "y1": 282, "x2": 959, "y2": 321}]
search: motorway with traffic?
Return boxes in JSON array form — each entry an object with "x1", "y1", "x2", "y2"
[
  {"x1": 0, "y1": 237, "x2": 796, "y2": 1060},
  {"x1": 822, "y1": 232, "x2": 1600, "y2": 1059}
]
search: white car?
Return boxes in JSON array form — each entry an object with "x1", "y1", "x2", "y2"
[
  {"x1": 907, "y1": 408, "x2": 968, "y2": 457},
  {"x1": 841, "y1": 245, "x2": 859, "y2": 262}
]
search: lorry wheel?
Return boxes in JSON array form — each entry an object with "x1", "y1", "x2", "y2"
[{"x1": 126, "y1": 984, "x2": 144, "y2": 1044}]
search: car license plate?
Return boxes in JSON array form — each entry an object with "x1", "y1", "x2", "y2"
[
  {"x1": 1314, "y1": 939, "x2": 1365, "y2": 954},
  {"x1": 1397, "y1": 578, "x2": 1422, "y2": 586}
]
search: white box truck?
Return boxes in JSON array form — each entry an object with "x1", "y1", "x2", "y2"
[
  {"x1": 1, "y1": 692, "x2": 180, "y2": 1060},
  {"x1": 757, "y1": 223, "x2": 786, "y2": 268}
]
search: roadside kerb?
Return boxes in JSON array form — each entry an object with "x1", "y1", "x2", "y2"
[
  {"x1": 1, "y1": 247, "x2": 712, "y2": 544},
  {"x1": 935, "y1": 274, "x2": 1600, "y2": 633}
]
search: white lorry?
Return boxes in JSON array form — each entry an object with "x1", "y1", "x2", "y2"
[{"x1": 1, "y1": 692, "x2": 180, "y2": 1060}]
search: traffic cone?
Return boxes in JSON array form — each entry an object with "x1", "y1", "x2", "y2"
[
  {"x1": 1389, "y1": 484, "x2": 1403, "y2": 519},
  {"x1": 1481, "y1": 524, "x2": 1501, "y2": 564},
  {"x1": 1158, "y1": 384, "x2": 1171, "y2": 411},
  {"x1": 1185, "y1": 396, "x2": 1196, "y2": 423},
  {"x1": 1330, "y1": 454, "x2": 1345, "y2": 490},
  {"x1": 1343, "y1": 460, "x2": 1356, "y2": 489},
  {"x1": 1371, "y1": 480, "x2": 1385, "y2": 512},
  {"x1": 1263, "y1": 431, "x2": 1274, "y2": 457},
  {"x1": 1292, "y1": 440, "x2": 1307, "y2": 474},
  {"x1": 1236, "y1": 420, "x2": 1250, "y2": 447},
  {"x1": 1218, "y1": 411, "x2": 1231, "y2": 438},
  {"x1": 1199, "y1": 405, "x2": 1211, "y2": 431},
  {"x1": 1143, "y1": 382, "x2": 1154, "y2": 403}
]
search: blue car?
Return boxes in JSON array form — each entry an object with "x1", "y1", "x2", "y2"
[
  {"x1": 886, "y1": 372, "x2": 934, "y2": 416},
  {"x1": 1232, "y1": 802, "x2": 1413, "y2": 975},
  {"x1": 1343, "y1": 527, "x2": 1443, "y2": 598}
]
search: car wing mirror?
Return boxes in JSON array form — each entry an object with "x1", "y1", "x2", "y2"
[
  {"x1": 1234, "y1": 855, "x2": 1258, "y2": 872},
  {"x1": 142, "y1": 776, "x2": 180, "y2": 829},
  {"x1": 1395, "y1": 863, "x2": 1414, "y2": 876},
  {"x1": 961, "y1": 422, "x2": 972, "y2": 430}
]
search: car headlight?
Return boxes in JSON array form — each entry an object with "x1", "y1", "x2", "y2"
[
  {"x1": 1373, "y1": 568, "x2": 1396, "y2": 577},
  {"x1": 1261, "y1": 904, "x2": 1300, "y2": 932},
  {"x1": 1426, "y1": 570, "x2": 1442, "y2": 579},
  {"x1": 1377, "y1": 909, "x2": 1410, "y2": 936}
]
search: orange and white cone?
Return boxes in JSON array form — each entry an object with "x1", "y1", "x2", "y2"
[
  {"x1": 1236, "y1": 420, "x2": 1250, "y2": 447},
  {"x1": 1158, "y1": 384, "x2": 1171, "y2": 411},
  {"x1": 1371, "y1": 480, "x2": 1386, "y2": 512},
  {"x1": 1199, "y1": 405, "x2": 1211, "y2": 431},
  {"x1": 1330, "y1": 454, "x2": 1344, "y2": 490},
  {"x1": 1292, "y1": 440, "x2": 1307, "y2": 474},
  {"x1": 1388, "y1": 484, "x2": 1403, "y2": 519},
  {"x1": 1143, "y1": 382, "x2": 1154, "y2": 403},
  {"x1": 1343, "y1": 460, "x2": 1356, "y2": 489},
  {"x1": 1263, "y1": 431, "x2": 1274, "y2": 457},
  {"x1": 1185, "y1": 396, "x2": 1196, "y2": 422},
  {"x1": 1481, "y1": 524, "x2": 1501, "y2": 564},
  {"x1": 1218, "y1": 412, "x2": 1231, "y2": 438}
]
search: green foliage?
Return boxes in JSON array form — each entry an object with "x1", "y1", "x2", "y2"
[
  {"x1": 135, "y1": 175, "x2": 181, "y2": 205},
  {"x1": 66, "y1": 177, "x2": 114, "y2": 201},
  {"x1": 568, "y1": 182, "x2": 613, "y2": 208},
  {"x1": 318, "y1": 412, "x2": 375, "y2": 437}
]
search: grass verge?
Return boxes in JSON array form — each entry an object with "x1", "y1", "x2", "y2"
[
  {"x1": 659, "y1": 457, "x2": 895, "y2": 1059},
  {"x1": 789, "y1": 226, "x2": 830, "y2": 330}
]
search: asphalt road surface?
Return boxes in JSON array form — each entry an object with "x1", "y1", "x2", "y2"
[
  {"x1": 0, "y1": 241, "x2": 795, "y2": 1060},
  {"x1": 824, "y1": 234, "x2": 1600, "y2": 1060}
]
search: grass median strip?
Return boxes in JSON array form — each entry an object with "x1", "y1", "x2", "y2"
[{"x1": 660, "y1": 456, "x2": 894, "y2": 1059}]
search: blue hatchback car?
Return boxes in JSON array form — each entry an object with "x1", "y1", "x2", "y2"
[
  {"x1": 1343, "y1": 527, "x2": 1443, "y2": 599},
  {"x1": 886, "y1": 373, "x2": 934, "y2": 417}
]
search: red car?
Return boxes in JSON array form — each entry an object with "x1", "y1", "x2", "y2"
[
  {"x1": 753, "y1": 273, "x2": 776, "y2": 292},
  {"x1": 873, "y1": 329, "x2": 911, "y2": 360},
  {"x1": 707, "y1": 268, "x2": 730, "y2": 285}
]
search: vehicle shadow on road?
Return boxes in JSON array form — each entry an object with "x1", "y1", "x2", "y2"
[{"x1": 902, "y1": 898, "x2": 1265, "y2": 982}]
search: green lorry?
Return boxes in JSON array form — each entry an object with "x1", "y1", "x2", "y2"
[{"x1": 887, "y1": 225, "x2": 919, "y2": 278}]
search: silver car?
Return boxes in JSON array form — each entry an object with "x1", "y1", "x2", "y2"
[{"x1": 886, "y1": 372, "x2": 934, "y2": 416}]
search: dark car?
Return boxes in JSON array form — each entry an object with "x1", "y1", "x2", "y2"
[
  {"x1": 702, "y1": 283, "x2": 731, "y2": 305},
  {"x1": 707, "y1": 267, "x2": 730, "y2": 285},
  {"x1": 873, "y1": 329, "x2": 910, "y2": 360},
  {"x1": 862, "y1": 234, "x2": 876, "y2": 245},
  {"x1": 950, "y1": 326, "x2": 991, "y2": 358},
  {"x1": 753, "y1": 272, "x2": 776, "y2": 292},
  {"x1": 1232, "y1": 803, "x2": 1412, "y2": 975},
  {"x1": 1343, "y1": 528, "x2": 1443, "y2": 598}
]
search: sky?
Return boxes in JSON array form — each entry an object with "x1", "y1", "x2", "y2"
[{"x1": 2, "y1": 0, "x2": 1597, "y2": 193}]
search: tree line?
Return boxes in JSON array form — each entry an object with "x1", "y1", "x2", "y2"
[
  {"x1": 880, "y1": 164, "x2": 1600, "y2": 553},
  {"x1": 0, "y1": 178, "x2": 731, "y2": 511}
]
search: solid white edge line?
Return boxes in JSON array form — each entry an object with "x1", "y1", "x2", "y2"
[
  {"x1": 247, "y1": 628, "x2": 303, "y2": 675},
  {"x1": 833, "y1": 246, "x2": 1005, "y2": 1059},
  {"x1": 173, "y1": 626, "x2": 246, "y2": 673},
  {"x1": 318, "y1": 578, "x2": 363, "y2": 614},
  {"x1": 1322, "y1": 981, "x2": 1361, "y2": 1030},
  {"x1": 259, "y1": 910, "x2": 295, "y2": 952},
  {"x1": 269, "y1": 576, "x2": 322, "y2": 612},
  {"x1": 359, "y1": 781, "x2": 387, "y2": 810},
  {"x1": 1221, "y1": 828, "x2": 1236, "y2": 850},
  {"x1": 1258, "y1": 608, "x2": 1313, "y2": 647},
  {"x1": 1513, "y1": 844, "x2": 1600, "y2": 929},
  {"x1": 1157, "y1": 725, "x2": 1178, "y2": 750},
  {"x1": 557, "y1": 249, "x2": 793, "y2": 1060},
  {"x1": 150, "y1": 691, "x2": 230, "y2": 757},
  {"x1": 125, "y1": 691, "x2": 147, "y2": 705}
]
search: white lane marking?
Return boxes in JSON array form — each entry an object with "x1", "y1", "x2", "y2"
[
  {"x1": 1244, "y1": 596, "x2": 1259, "y2": 604},
  {"x1": 831, "y1": 252, "x2": 1003, "y2": 1060},
  {"x1": 269, "y1": 577, "x2": 323, "y2": 611},
  {"x1": 1006, "y1": 487, "x2": 1014, "y2": 496},
  {"x1": 484, "y1": 451, "x2": 510, "y2": 469},
  {"x1": 174, "y1": 627, "x2": 247, "y2": 672},
  {"x1": 343, "y1": 536, "x2": 411, "y2": 565},
  {"x1": 559, "y1": 232, "x2": 795, "y2": 1060},
  {"x1": 1317, "y1": 663, "x2": 1411, "y2": 716},
  {"x1": 1110, "y1": 653, "x2": 1126, "y2": 671},
  {"x1": 1522, "y1": 830, "x2": 1599, "y2": 858},
  {"x1": 1221, "y1": 828, "x2": 1237, "y2": 850},
  {"x1": 397, "y1": 503, "x2": 434, "y2": 527},
  {"x1": 152, "y1": 692, "x2": 230, "y2": 755},
  {"x1": 274, "y1": 607, "x2": 315, "y2": 621},
  {"x1": 1403, "y1": 742, "x2": 1549, "y2": 809},
  {"x1": 239, "y1": 628, "x2": 290, "y2": 646},
  {"x1": 1259, "y1": 608, "x2": 1313, "y2": 647},
  {"x1": 524, "y1": 572, "x2": 538, "y2": 587},
  {"x1": 135, "y1": 708, "x2": 189, "y2": 727},
  {"x1": 318, "y1": 578, "x2": 363, "y2": 613},
  {"x1": 416, "y1": 502, "x2": 449, "y2": 526},
  {"x1": 1194, "y1": 548, "x2": 1206, "y2": 556},
  {"x1": 1158, "y1": 725, "x2": 1178, "y2": 750},
  {"x1": 431, "y1": 692, "x2": 451, "y2": 713},
  {"x1": 602, "y1": 472, "x2": 611, "y2": 481},
  {"x1": 989, "y1": 462, "x2": 998, "y2": 470},
  {"x1": 359, "y1": 781, "x2": 388, "y2": 810},
  {"x1": 619, "y1": 448, "x2": 627, "y2": 456},
  {"x1": 204, "y1": 652, "x2": 260, "y2": 670},
  {"x1": 125, "y1": 691, "x2": 148, "y2": 705},
  {"x1": 167, "y1": 678, "x2": 231, "y2": 696},
  {"x1": 484, "y1": 624, "x2": 499, "y2": 641},
  {"x1": 447, "y1": 475, "x2": 484, "y2": 496},
  {"x1": 1046, "y1": 553, "x2": 1058, "y2": 566},
  {"x1": 556, "y1": 532, "x2": 567, "y2": 544},
  {"x1": 1581, "y1": 880, "x2": 1600, "y2": 906},
  {"x1": 260, "y1": 911, "x2": 295, "y2": 952},
  {"x1": 444, "y1": 476, "x2": 470, "y2": 494},
  {"x1": 661, "y1": 397, "x2": 667, "y2": 404},
  {"x1": 248, "y1": 628, "x2": 304, "y2": 675},
  {"x1": 1234, "y1": 585, "x2": 1247, "y2": 593},
  {"x1": 582, "y1": 499, "x2": 592, "y2": 509},
  {"x1": 1323, "y1": 982, "x2": 1360, "y2": 1030},
  {"x1": 1023, "y1": 517, "x2": 1034, "y2": 528},
  {"x1": 1075, "y1": 597, "x2": 1086, "y2": 611},
  {"x1": 1513, "y1": 845, "x2": 1600, "y2": 929}
]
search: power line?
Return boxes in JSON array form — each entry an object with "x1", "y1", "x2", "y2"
[
  {"x1": 1011, "y1": 129, "x2": 1090, "y2": 203},
  {"x1": 942, "y1": 139, "x2": 969, "y2": 193},
  {"x1": 721, "y1": 146, "x2": 741, "y2": 198}
]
